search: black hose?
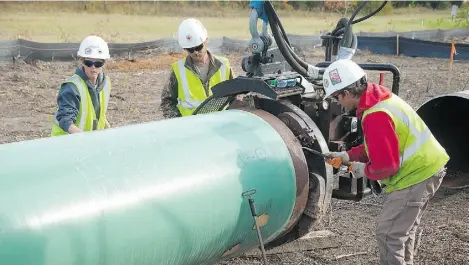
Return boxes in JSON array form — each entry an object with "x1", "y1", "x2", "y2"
[
  {"x1": 271, "y1": 22, "x2": 308, "y2": 76},
  {"x1": 264, "y1": 2, "x2": 308, "y2": 76},
  {"x1": 264, "y1": 1, "x2": 309, "y2": 71},
  {"x1": 260, "y1": 0, "x2": 388, "y2": 78},
  {"x1": 333, "y1": 0, "x2": 368, "y2": 37},
  {"x1": 341, "y1": 0, "x2": 367, "y2": 40},
  {"x1": 334, "y1": 1, "x2": 389, "y2": 36},
  {"x1": 353, "y1": 1, "x2": 388, "y2": 24},
  {"x1": 266, "y1": 2, "x2": 291, "y2": 47},
  {"x1": 335, "y1": 18, "x2": 353, "y2": 48},
  {"x1": 264, "y1": 1, "x2": 306, "y2": 68}
]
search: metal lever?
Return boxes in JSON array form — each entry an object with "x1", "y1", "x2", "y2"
[
  {"x1": 242, "y1": 189, "x2": 269, "y2": 265},
  {"x1": 302, "y1": 147, "x2": 351, "y2": 171},
  {"x1": 302, "y1": 146, "x2": 329, "y2": 159}
]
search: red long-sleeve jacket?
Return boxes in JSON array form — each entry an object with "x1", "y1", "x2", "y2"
[{"x1": 346, "y1": 83, "x2": 400, "y2": 181}]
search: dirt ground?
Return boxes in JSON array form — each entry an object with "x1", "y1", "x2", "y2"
[{"x1": 0, "y1": 47, "x2": 468, "y2": 264}]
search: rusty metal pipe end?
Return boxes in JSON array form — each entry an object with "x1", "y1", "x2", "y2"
[
  {"x1": 417, "y1": 91, "x2": 469, "y2": 189},
  {"x1": 236, "y1": 107, "x2": 310, "y2": 240}
]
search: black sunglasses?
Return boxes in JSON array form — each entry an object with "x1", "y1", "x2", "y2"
[
  {"x1": 83, "y1": 60, "x2": 105, "y2": 68},
  {"x1": 185, "y1": 43, "x2": 204, "y2": 53}
]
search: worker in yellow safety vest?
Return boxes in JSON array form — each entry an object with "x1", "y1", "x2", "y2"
[
  {"x1": 160, "y1": 18, "x2": 235, "y2": 118},
  {"x1": 322, "y1": 59, "x2": 449, "y2": 265},
  {"x1": 51, "y1": 35, "x2": 112, "y2": 136}
]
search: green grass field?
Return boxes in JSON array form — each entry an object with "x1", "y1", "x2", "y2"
[{"x1": 0, "y1": 4, "x2": 463, "y2": 43}]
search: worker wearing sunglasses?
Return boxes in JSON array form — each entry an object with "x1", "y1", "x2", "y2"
[
  {"x1": 51, "y1": 35, "x2": 113, "y2": 136},
  {"x1": 160, "y1": 18, "x2": 237, "y2": 118}
]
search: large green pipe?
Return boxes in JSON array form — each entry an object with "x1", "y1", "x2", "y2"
[{"x1": 0, "y1": 109, "x2": 309, "y2": 265}]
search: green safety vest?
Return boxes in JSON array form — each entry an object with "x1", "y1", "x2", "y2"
[
  {"x1": 171, "y1": 56, "x2": 231, "y2": 116},
  {"x1": 362, "y1": 93, "x2": 449, "y2": 193},
  {"x1": 50, "y1": 74, "x2": 111, "y2": 136}
]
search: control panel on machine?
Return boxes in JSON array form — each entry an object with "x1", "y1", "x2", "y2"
[
  {"x1": 260, "y1": 72, "x2": 304, "y2": 98},
  {"x1": 202, "y1": 71, "x2": 307, "y2": 103}
]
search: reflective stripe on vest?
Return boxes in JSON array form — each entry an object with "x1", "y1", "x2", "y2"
[
  {"x1": 176, "y1": 59, "x2": 204, "y2": 109},
  {"x1": 175, "y1": 57, "x2": 229, "y2": 111},
  {"x1": 102, "y1": 77, "x2": 111, "y2": 117},
  {"x1": 372, "y1": 99, "x2": 432, "y2": 166},
  {"x1": 52, "y1": 74, "x2": 111, "y2": 131},
  {"x1": 362, "y1": 93, "x2": 449, "y2": 193}
]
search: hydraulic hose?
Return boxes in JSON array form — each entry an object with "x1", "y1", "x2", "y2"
[
  {"x1": 353, "y1": 1, "x2": 389, "y2": 24},
  {"x1": 264, "y1": 0, "x2": 324, "y2": 79},
  {"x1": 333, "y1": 1, "x2": 389, "y2": 36},
  {"x1": 333, "y1": 0, "x2": 368, "y2": 38},
  {"x1": 264, "y1": 1, "x2": 308, "y2": 71},
  {"x1": 260, "y1": 0, "x2": 388, "y2": 78},
  {"x1": 266, "y1": 2, "x2": 291, "y2": 47},
  {"x1": 271, "y1": 17, "x2": 309, "y2": 70},
  {"x1": 335, "y1": 18, "x2": 354, "y2": 48},
  {"x1": 264, "y1": 1, "x2": 308, "y2": 76},
  {"x1": 263, "y1": 0, "x2": 386, "y2": 77}
]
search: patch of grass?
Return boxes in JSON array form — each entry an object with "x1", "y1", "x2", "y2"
[
  {"x1": 0, "y1": 4, "x2": 464, "y2": 43},
  {"x1": 426, "y1": 18, "x2": 469, "y2": 29}
]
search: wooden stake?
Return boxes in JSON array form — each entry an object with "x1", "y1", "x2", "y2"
[{"x1": 450, "y1": 40, "x2": 455, "y2": 71}]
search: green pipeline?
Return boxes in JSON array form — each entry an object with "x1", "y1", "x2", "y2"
[{"x1": 0, "y1": 109, "x2": 301, "y2": 265}]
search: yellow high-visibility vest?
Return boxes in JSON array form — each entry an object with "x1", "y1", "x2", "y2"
[
  {"x1": 171, "y1": 56, "x2": 230, "y2": 116},
  {"x1": 362, "y1": 93, "x2": 449, "y2": 193},
  {"x1": 50, "y1": 74, "x2": 111, "y2": 136}
]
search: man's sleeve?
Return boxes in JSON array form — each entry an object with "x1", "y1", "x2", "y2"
[
  {"x1": 361, "y1": 111, "x2": 401, "y2": 181},
  {"x1": 160, "y1": 70, "x2": 181, "y2": 119},
  {"x1": 55, "y1": 83, "x2": 81, "y2": 132}
]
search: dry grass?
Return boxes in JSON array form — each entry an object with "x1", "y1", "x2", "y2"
[{"x1": 0, "y1": 4, "x2": 459, "y2": 43}]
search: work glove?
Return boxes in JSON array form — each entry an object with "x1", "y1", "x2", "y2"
[
  {"x1": 349, "y1": 162, "x2": 366, "y2": 179},
  {"x1": 336, "y1": 47, "x2": 356, "y2": 60},
  {"x1": 324, "y1": 151, "x2": 350, "y2": 168},
  {"x1": 307, "y1": 64, "x2": 321, "y2": 80}
]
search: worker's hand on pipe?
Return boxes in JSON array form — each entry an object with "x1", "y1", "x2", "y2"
[
  {"x1": 324, "y1": 151, "x2": 349, "y2": 168},
  {"x1": 349, "y1": 162, "x2": 366, "y2": 178}
]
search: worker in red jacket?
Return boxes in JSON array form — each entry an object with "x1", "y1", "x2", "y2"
[{"x1": 322, "y1": 59, "x2": 449, "y2": 265}]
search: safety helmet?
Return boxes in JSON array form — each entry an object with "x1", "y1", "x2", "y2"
[
  {"x1": 177, "y1": 18, "x2": 208, "y2": 49},
  {"x1": 77, "y1": 35, "x2": 110, "y2": 60},
  {"x1": 322, "y1": 59, "x2": 367, "y2": 99}
]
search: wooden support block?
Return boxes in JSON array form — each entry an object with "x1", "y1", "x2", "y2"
[{"x1": 242, "y1": 230, "x2": 339, "y2": 256}]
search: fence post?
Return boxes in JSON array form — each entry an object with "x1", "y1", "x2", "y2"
[{"x1": 396, "y1": 34, "x2": 399, "y2": 56}]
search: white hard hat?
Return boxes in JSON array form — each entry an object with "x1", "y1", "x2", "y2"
[
  {"x1": 177, "y1": 18, "x2": 208, "y2": 49},
  {"x1": 323, "y1": 59, "x2": 367, "y2": 98},
  {"x1": 77, "y1": 35, "x2": 110, "y2": 60}
]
